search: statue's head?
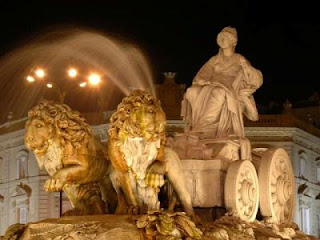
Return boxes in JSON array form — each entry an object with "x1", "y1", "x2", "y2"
[
  {"x1": 217, "y1": 26, "x2": 238, "y2": 49},
  {"x1": 109, "y1": 89, "x2": 166, "y2": 142},
  {"x1": 25, "y1": 100, "x2": 92, "y2": 156}
]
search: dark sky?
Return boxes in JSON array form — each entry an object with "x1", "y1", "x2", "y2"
[{"x1": 0, "y1": 1, "x2": 319, "y2": 123}]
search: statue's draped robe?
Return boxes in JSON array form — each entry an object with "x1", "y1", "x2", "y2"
[{"x1": 182, "y1": 53, "x2": 262, "y2": 139}]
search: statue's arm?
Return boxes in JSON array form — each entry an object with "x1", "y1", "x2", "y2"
[
  {"x1": 50, "y1": 151, "x2": 108, "y2": 187},
  {"x1": 239, "y1": 56, "x2": 263, "y2": 88},
  {"x1": 44, "y1": 146, "x2": 109, "y2": 192},
  {"x1": 238, "y1": 55, "x2": 263, "y2": 122},
  {"x1": 192, "y1": 57, "x2": 216, "y2": 86},
  {"x1": 240, "y1": 95, "x2": 259, "y2": 121}
]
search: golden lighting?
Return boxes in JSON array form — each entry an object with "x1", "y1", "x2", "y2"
[
  {"x1": 46, "y1": 83, "x2": 53, "y2": 88},
  {"x1": 79, "y1": 82, "x2": 87, "y2": 88},
  {"x1": 88, "y1": 73, "x2": 101, "y2": 86},
  {"x1": 26, "y1": 76, "x2": 35, "y2": 82},
  {"x1": 35, "y1": 68, "x2": 45, "y2": 78},
  {"x1": 68, "y1": 68, "x2": 77, "y2": 78}
]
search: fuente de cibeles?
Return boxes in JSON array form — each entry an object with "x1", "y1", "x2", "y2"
[{"x1": 1, "y1": 27, "x2": 316, "y2": 240}]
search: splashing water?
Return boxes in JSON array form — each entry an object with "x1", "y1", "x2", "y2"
[{"x1": 0, "y1": 27, "x2": 156, "y2": 123}]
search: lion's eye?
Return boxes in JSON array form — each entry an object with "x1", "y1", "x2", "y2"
[{"x1": 36, "y1": 124, "x2": 43, "y2": 128}]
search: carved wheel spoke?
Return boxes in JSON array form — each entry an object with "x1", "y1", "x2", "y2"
[
  {"x1": 259, "y1": 148, "x2": 295, "y2": 223},
  {"x1": 225, "y1": 160, "x2": 259, "y2": 222}
]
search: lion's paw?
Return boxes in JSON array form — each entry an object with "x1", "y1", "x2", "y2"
[{"x1": 44, "y1": 178, "x2": 65, "y2": 192}]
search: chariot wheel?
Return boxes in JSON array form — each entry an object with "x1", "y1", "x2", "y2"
[
  {"x1": 259, "y1": 148, "x2": 295, "y2": 223},
  {"x1": 225, "y1": 160, "x2": 259, "y2": 222}
]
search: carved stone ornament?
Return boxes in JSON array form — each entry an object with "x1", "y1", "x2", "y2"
[{"x1": 136, "y1": 210, "x2": 202, "y2": 239}]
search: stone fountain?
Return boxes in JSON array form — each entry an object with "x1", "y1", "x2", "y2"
[{"x1": 1, "y1": 27, "x2": 316, "y2": 240}]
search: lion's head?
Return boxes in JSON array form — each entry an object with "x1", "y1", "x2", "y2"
[
  {"x1": 108, "y1": 90, "x2": 166, "y2": 143},
  {"x1": 25, "y1": 100, "x2": 92, "y2": 156}
]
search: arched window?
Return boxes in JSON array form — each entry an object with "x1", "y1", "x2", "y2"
[
  {"x1": 299, "y1": 151, "x2": 308, "y2": 179},
  {"x1": 0, "y1": 194, "x2": 3, "y2": 234},
  {"x1": 0, "y1": 157, "x2": 3, "y2": 183},
  {"x1": 12, "y1": 183, "x2": 31, "y2": 224},
  {"x1": 316, "y1": 157, "x2": 320, "y2": 183},
  {"x1": 301, "y1": 207, "x2": 311, "y2": 234},
  {"x1": 16, "y1": 150, "x2": 28, "y2": 179},
  {"x1": 299, "y1": 198, "x2": 311, "y2": 235},
  {"x1": 318, "y1": 214, "x2": 320, "y2": 237}
]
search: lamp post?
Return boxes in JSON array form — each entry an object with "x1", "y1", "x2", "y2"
[{"x1": 26, "y1": 67, "x2": 102, "y2": 103}]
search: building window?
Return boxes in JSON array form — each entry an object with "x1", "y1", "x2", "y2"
[
  {"x1": 299, "y1": 151, "x2": 308, "y2": 179},
  {"x1": 301, "y1": 208, "x2": 311, "y2": 234},
  {"x1": 317, "y1": 167, "x2": 320, "y2": 183},
  {"x1": 316, "y1": 158, "x2": 320, "y2": 183},
  {"x1": 0, "y1": 157, "x2": 2, "y2": 183},
  {"x1": 16, "y1": 150, "x2": 28, "y2": 179},
  {"x1": 12, "y1": 183, "x2": 31, "y2": 225},
  {"x1": 0, "y1": 195, "x2": 3, "y2": 235},
  {"x1": 17, "y1": 205, "x2": 27, "y2": 224},
  {"x1": 318, "y1": 214, "x2": 320, "y2": 237},
  {"x1": 300, "y1": 159, "x2": 307, "y2": 178}
]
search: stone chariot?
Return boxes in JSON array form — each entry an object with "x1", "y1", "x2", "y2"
[
  {"x1": 168, "y1": 26, "x2": 295, "y2": 224},
  {"x1": 174, "y1": 138, "x2": 295, "y2": 223}
]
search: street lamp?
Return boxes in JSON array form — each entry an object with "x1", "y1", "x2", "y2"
[
  {"x1": 68, "y1": 68, "x2": 77, "y2": 78},
  {"x1": 26, "y1": 76, "x2": 35, "y2": 83},
  {"x1": 88, "y1": 73, "x2": 101, "y2": 86},
  {"x1": 25, "y1": 67, "x2": 103, "y2": 103},
  {"x1": 35, "y1": 68, "x2": 45, "y2": 78}
]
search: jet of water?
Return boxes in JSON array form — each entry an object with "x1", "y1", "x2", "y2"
[{"x1": 0, "y1": 27, "x2": 156, "y2": 123}]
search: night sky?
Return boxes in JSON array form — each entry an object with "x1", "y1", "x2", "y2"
[{"x1": 0, "y1": 1, "x2": 319, "y2": 123}]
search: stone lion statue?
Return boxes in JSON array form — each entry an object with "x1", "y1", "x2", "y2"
[
  {"x1": 108, "y1": 90, "x2": 195, "y2": 219},
  {"x1": 25, "y1": 100, "x2": 113, "y2": 215}
]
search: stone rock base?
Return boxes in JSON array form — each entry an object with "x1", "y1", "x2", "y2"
[
  {"x1": 15, "y1": 215, "x2": 141, "y2": 240},
  {"x1": 200, "y1": 215, "x2": 318, "y2": 240},
  {"x1": 2, "y1": 214, "x2": 318, "y2": 240}
]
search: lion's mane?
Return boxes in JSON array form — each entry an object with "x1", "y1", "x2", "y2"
[
  {"x1": 27, "y1": 100, "x2": 92, "y2": 149},
  {"x1": 108, "y1": 90, "x2": 166, "y2": 142}
]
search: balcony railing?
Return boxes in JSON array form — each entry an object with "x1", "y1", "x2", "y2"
[
  {"x1": 245, "y1": 114, "x2": 320, "y2": 138},
  {"x1": 2, "y1": 113, "x2": 320, "y2": 139}
]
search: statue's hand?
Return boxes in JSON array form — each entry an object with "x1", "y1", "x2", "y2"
[
  {"x1": 239, "y1": 88, "x2": 255, "y2": 97},
  {"x1": 145, "y1": 172, "x2": 165, "y2": 188},
  {"x1": 44, "y1": 177, "x2": 66, "y2": 192},
  {"x1": 146, "y1": 162, "x2": 166, "y2": 188},
  {"x1": 240, "y1": 56, "x2": 250, "y2": 70}
]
